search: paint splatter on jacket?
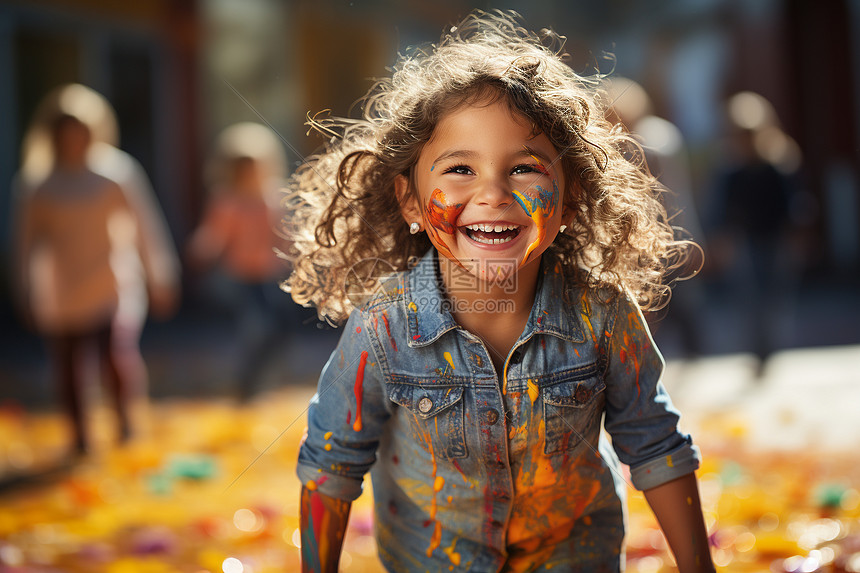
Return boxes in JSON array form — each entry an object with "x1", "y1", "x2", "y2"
[{"x1": 297, "y1": 248, "x2": 700, "y2": 572}]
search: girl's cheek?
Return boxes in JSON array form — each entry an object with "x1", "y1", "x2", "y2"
[
  {"x1": 513, "y1": 181, "x2": 561, "y2": 266},
  {"x1": 423, "y1": 187, "x2": 465, "y2": 264},
  {"x1": 425, "y1": 188, "x2": 464, "y2": 234},
  {"x1": 512, "y1": 181, "x2": 560, "y2": 220}
]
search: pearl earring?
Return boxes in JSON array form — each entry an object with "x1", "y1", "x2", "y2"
[{"x1": 409, "y1": 222, "x2": 421, "y2": 235}]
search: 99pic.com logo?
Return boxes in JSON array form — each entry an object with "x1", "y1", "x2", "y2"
[{"x1": 344, "y1": 256, "x2": 519, "y2": 314}]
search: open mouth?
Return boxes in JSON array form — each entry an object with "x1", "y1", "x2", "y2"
[{"x1": 461, "y1": 223, "x2": 522, "y2": 245}]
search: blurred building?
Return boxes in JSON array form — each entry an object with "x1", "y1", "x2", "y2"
[{"x1": 0, "y1": 0, "x2": 858, "y2": 376}]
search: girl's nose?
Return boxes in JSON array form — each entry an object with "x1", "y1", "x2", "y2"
[{"x1": 473, "y1": 175, "x2": 513, "y2": 208}]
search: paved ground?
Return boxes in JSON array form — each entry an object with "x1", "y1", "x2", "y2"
[{"x1": 661, "y1": 344, "x2": 860, "y2": 452}]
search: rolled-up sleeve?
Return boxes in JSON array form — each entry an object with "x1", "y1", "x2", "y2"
[
  {"x1": 602, "y1": 292, "x2": 700, "y2": 491},
  {"x1": 297, "y1": 309, "x2": 390, "y2": 501}
]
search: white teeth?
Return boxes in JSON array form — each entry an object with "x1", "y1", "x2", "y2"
[
  {"x1": 464, "y1": 223, "x2": 519, "y2": 232},
  {"x1": 470, "y1": 234, "x2": 515, "y2": 245},
  {"x1": 462, "y1": 223, "x2": 520, "y2": 245}
]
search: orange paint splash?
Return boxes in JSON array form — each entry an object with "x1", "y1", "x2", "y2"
[
  {"x1": 381, "y1": 312, "x2": 397, "y2": 351},
  {"x1": 527, "y1": 379, "x2": 539, "y2": 403},
  {"x1": 512, "y1": 182, "x2": 559, "y2": 265},
  {"x1": 414, "y1": 412, "x2": 447, "y2": 558},
  {"x1": 427, "y1": 520, "x2": 442, "y2": 557},
  {"x1": 425, "y1": 188, "x2": 464, "y2": 263},
  {"x1": 443, "y1": 537, "x2": 461, "y2": 566},
  {"x1": 443, "y1": 351, "x2": 455, "y2": 373},
  {"x1": 352, "y1": 351, "x2": 369, "y2": 432}
]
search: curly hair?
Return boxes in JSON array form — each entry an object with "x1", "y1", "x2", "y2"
[{"x1": 284, "y1": 9, "x2": 697, "y2": 324}]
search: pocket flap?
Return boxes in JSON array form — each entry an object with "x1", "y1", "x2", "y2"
[
  {"x1": 542, "y1": 377, "x2": 605, "y2": 408},
  {"x1": 388, "y1": 383, "x2": 465, "y2": 419}
]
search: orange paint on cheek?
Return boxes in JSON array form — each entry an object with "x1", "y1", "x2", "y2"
[
  {"x1": 425, "y1": 188, "x2": 464, "y2": 262},
  {"x1": 512, "y1": 182, "x2": 559, "y2": 266}
]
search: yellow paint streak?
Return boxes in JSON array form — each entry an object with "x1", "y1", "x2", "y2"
[
  {"x1": 666, "y1": 455, "x2": 674, "y2": 468},
  {"x1": 324, "y1": 443, "x2": 332, "y2": 451},
  {"x1": 502, "y1": 360, "x2": 509, "y2": 395},
  {"x1": 580, "y1": 291, "x2": 597, "y2": 343},
  {"x1": 416, "y1": 412, "x2": 444, "y2": 558},
  {"x1": 323, "y1": 431, "x2": 333, "y2": 440},
  {"x1": 443, "y1": 351, "x2": 455, "y2": 371},
  {"x1": 408, "y1": 301, "x2": 418, "y2": 312},
  {"x1": 527, "y1": 379, "x2": 539, "y2": 403}
]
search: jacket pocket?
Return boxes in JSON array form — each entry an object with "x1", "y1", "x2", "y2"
[
  {"x1": 541, "y1": 367, "x2": 605, "y2": 455},
  {"x1": 388, "y1": 381, "x2": 467, "y2": 460}
]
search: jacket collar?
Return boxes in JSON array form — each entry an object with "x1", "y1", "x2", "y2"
[
  {"x1": 524, "y1": 250, "x2": 586, "y2": 343},
  {"x1": 403, "y1": 249, "x2": 585, "y2": 348}
]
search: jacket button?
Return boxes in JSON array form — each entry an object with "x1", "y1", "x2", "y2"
[
  {"x1": 575, "y1": 385, "x2": 591, "y2": 403},
  {"x1": 486, "y1": 409, "x2": 500, "y2": 425},
  {"x1": 418, "y1": 396, "x2": 433, "y2": 413}
]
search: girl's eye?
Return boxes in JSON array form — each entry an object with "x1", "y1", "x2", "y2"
[
  {"x1": 443, "y1": 164, "x2": 473, "y2": 175},
  {"x1": 511, "y1": 164, "x2": 543, "y2": 176}
]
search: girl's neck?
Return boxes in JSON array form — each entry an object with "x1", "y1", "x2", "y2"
[{"x1": 439, "y1": 255, "x2": 541, "y2": 374}]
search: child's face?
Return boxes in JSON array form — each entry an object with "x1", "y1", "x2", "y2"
[
  {"x1": 399, "y1": 98, "x2": 567, "y2": 282},
  {"x1": 53, "y1": 117, "x2": 92, "y2": 168}
]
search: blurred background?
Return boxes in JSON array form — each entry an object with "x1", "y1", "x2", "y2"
[{"x1": 0, "y1": 1, "x2": 858, "y2": 572}]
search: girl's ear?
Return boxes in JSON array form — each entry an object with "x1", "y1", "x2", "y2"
[{"x1": 395, "y1": 174, "x2": 422, "y2": 224}]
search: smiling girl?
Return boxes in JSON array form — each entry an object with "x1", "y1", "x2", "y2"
[{"x1": 289, "y1": 11, "x2": 714, "y2": 572}]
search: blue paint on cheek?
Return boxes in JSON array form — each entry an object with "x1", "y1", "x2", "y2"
[{"x1": 514, "y1": 183, "x2": 559, "y2": 217}]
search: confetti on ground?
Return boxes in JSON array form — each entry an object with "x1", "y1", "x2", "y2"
[{"x1": 0, "y1": 385, "x2": 857, "y2": 572}]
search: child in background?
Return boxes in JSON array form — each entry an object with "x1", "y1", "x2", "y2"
[
  {"x1": 187, "y1": 122, "x2": 297, "y2": 401},
  {"x1": 13, "y1": 84, "x2": 179, "y2": 455},
  {"x1": 290, "y1": 11, "x2": 714, "y2": 572}
]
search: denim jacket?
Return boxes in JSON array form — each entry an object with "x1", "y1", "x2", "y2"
[{"x1": 297, "y1": 249, "x2": 700, "y2": 572}]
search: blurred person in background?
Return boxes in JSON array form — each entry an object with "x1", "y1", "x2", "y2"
[
  {"x1": 186, "y1": 122, "x2": 298, "y2": 402},
  {"x1": 605, "y1": 77, "x2": 706, "y2": 358},
  {"x1": 706, "y1": 91, "x2": 804, "y2": 373},
  {"x1": 11, "y1": 84, "x2": 180, "y2": 456}
]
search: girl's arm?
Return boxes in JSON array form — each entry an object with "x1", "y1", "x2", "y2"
[
  {"x1": 300, "y1": 486, "x2": 352, "y2": 573},
  {"x1": 643, "y1": 472, "x2": 715, "y2": 573}
]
